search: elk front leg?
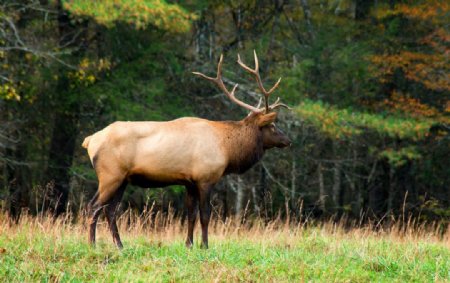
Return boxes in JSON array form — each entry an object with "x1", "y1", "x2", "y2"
[
  {"x1": 199, "y1": 184, "x2": 212, "y2": 249},
  {"x1": 185, "y1": 185, "x2": 198, "y2": 248}
]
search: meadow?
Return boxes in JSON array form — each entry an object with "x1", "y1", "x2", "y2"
[{"x1": 0, "y1": 211, "x2": 448, "y2": 282}]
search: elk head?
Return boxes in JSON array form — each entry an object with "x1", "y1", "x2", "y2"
[{"x1": 193, "y1": 51, "x2": 291, "y2": 150}]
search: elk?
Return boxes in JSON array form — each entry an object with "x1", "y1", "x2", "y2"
[{"x1": 82, "y1": 51, "x2": 291, "y2": 249}]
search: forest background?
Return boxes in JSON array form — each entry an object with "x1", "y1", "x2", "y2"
[{"x1": 0, "y1": 0, "x2": 448, "y2": 227}]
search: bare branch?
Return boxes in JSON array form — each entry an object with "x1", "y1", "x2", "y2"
[
  {"x1": 3, "y1": 16, "x2": 25, "y2": 47},
  {"x1": 0, "y1": 14, "x2": 78, "y2": 69}
]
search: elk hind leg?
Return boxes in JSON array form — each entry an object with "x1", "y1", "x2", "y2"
[
  {"x1": 88, "y1": 178, "x2": 124, "y2": 246},
  {"x1": 104, "y1": 181, "x2": 127, "y2": 249},
  {"x1": 87, "y1": 192, "x2": 102, "y2": 246}
]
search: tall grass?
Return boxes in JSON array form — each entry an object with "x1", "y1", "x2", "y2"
[{"x1": 0, "y1": 209, "x2": 449, "y2": 282}]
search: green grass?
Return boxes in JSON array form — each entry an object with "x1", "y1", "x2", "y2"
[{"x1": 0, "y1": 215, "x2": 448, "y2": 282}]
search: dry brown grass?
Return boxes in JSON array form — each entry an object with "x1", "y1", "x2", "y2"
[{"x1": 1, "y1": 207, "x2": 448, "y2": 247}]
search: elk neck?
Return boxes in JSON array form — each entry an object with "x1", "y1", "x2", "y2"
[{"x1": 214, "y1": 118, "x2": 265, "y2": 175}]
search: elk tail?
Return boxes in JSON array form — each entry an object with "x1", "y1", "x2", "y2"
[{"x1": 82, "y1": 135, "x2": 92, "y2": 149}]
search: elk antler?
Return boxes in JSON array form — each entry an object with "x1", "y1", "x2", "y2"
[
  {"x1": 237, "y1": 50, "x2": 283, "y2": 113},
  {"x1": 193, "y1": 54, "x2": 262, "y2": 113},
  {"x1": 267, "y1": 97, "x2": 292, "y2": 111}
]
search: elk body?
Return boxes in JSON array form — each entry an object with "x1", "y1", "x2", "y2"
[{"x1": 83, "y1": 52, "x2": 291, "y2": 249}]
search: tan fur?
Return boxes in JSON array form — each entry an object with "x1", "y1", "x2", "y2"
[
  {"x1": 82, "y1": 136, "x2": 91, "y2": 149},
  {"x1": 84, "y1": 112, "x2": 290, "y2": 248},
  {"x1": 84, "y1": 113, "x2": 286, "y2": 199},
  {"x1": 211, "y1": 119, "x2": 264, "y2": 174},
  {"x1": 257, "y1": 112, "x2": 277, "y2": 126},
  {"x1": 84, "y1": 118, "x2": 228, "y2": 199}
]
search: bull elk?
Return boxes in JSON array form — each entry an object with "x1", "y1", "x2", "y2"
[{"x1": 82, "y1": 51, "x2": 291, "y2": 249}]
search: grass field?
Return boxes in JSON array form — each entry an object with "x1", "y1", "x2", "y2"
[{"x1": 0, "y1": 212, "x2": 448, "y2": 282}]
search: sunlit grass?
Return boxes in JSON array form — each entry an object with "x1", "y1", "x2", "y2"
[{"x1": 0, "y1": 212, "x2": 448, "y2": 282}]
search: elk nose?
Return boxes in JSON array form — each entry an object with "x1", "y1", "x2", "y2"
[{"x1": 283, "y1": 138, "x2": 292, "y2": 148}]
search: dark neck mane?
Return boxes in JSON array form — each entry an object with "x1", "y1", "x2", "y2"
[{"x1": 218, "y1": 120, "x2": 265, "y2": 175}]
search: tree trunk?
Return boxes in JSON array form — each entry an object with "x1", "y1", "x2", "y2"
[
  {"x1": 318, "y1": 162, "x2": 326, "y2": 213},
  {"x1": 386, "y1": 164, "x2": 395, "y2": 214},
  {"x1": 221, "y1": 183, "x2": 228, "y2": 221},
  {"x1": 299, "y1": 0, "x2": 315, "y2": 41},
  {"x1": 370, "y1": 159, "x2": 389, "y2": 217},
  {"x1": 332, "y1": 162, "x2": 341, "y2": 211},
  {"x1": 3, "y1": 115, "x2": 30, "y2": 219},
  {"x1": 290, "y1": 159, "x2": 297, "y2": 213},
  {"x1": 251, "y1": 185, "x2": 261, "y2": 216},
  {"x1": 354, "y1": 0, "x2": 371, "y2": 20},
  {"x1": 332, "y1": 141, "x2": 342, "y2": 212},
  {"x1": 6, "y1": 147, "x2": 29, "y2": 220},
  {"x1": 46, "y1": 110, "x2": 78, "y2": 215},
  {"x1": 45, "y1": 1, "x2": 85, "y2": 216},
  {"x1": 259, "y1": 164, "x2": 269, "y2": 219},
  {"x1": 208, "y1": 12, "x2": 215, "y2": 60},
  {"x1": 266, "y1": 1, "x2": 282, "y2": 71},
  {"x1": 235, "y1": 176, "x2": 244, "y2": 215}
]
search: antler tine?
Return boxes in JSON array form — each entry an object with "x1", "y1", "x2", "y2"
[
  {"x1": 268, "y1": 97, "x2": 292, "y2": 111},
  {"x1": 237, "y1": 53, "x2": 256, "y2": 74},
  {"x1": 193, "y1": 54, "x2": 262, "y2": 113},
  {"x1": 271, "y1": 97, "x2": 280, "y2": 105},
  {"x1": 192, "y1": 71, "x2": 215, "y2": 81},
  {"x1": 256, "y1": 97, "x2": 263, "y2": 109},
  {"x1": 267, "y1": 77, "x2": 282, "y2": 95},
  {"x1": 192, "y1": 54, "x2": 224, "y2": 82},
  {"x1": 216, "y1": 54, "x2": 224, "y2": 79},
  {"x1": 247, "y1": 97, "x2": 264, "y2": 117},
  {"x1": 270, "y1": 103, "x2": 291, "y2": 111},
  {"x1": 237, "y1": 50, "x2": 283, "y2": 113},
  {"x1": 253, "y1": 50, "x2": 259, "y2": 73}
]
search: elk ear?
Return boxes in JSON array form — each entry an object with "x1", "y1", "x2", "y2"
[{"x1": 257, "y1": 112, "x2": 277, "y2": 127}]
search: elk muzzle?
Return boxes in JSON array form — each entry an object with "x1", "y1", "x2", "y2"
[{"x1": 262, "y1": 124, "x2": 291, "y2": 149}]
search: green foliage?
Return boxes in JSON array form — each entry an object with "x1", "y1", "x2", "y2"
[
  {"x1": 0, "y1": 83, "x2": 20, "y2": 101},
  {"x1": 279, "y1": 9, "x2": 376, "y2": 107},
  {"x1": 378, "y1": 146, "x2": 422, "y2": 167},
  {"x1": 83, "y1": 47, "x2": 193, "y2": 122},
  {"x1": 63, "y1": 0, "x2": 194, "y2": 32},
  {"x1": 295, "y1": 100, "x2": 434, "y2": 140}
]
